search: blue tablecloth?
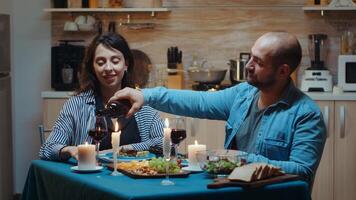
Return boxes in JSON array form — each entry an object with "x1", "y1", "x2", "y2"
[{"x1": 22, "y1": 160, "x2": 311, "y2": 200}]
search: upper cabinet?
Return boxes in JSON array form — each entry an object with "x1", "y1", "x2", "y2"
[
  {"x1": 303, "y1": 0, "x2": 356, "y2": 12},
  {"x1": 43, "y1": 7, "x2": 170, "y2": 13}
]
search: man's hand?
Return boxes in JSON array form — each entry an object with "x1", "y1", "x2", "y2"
[{"x1": 109, "y1": 87, "x2": 144, "y2": 118}]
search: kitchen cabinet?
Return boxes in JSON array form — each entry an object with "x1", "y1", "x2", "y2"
[
  {"x1": 42, "y1": 98, "x2": 67, "y2": 130},
  {"x1": 312, "y1": 100, "x2": 356, "y2": 200}
]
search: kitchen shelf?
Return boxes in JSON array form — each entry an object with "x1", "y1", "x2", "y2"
[
  {"x1": 303, "y1": 6, "x2": 356, "y2": 10},
  {"x1": 43, "y1": 8, "x2": 170, "y2": 13}
]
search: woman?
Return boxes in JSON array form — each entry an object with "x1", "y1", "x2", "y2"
[
  {"x1": 131, "y1": 49, "x2": 151, "y2": 88},
  {"x1": 39, "y1": 33, "x2": 164, "y2": 161}
]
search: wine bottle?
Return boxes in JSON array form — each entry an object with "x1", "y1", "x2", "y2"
[{"x1": 96, "y1": 99, "x2": 131, "y2": 118}]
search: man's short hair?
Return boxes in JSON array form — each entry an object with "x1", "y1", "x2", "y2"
[{"x1": 269, "y1": 32, "x2": 302, "y2": 73}]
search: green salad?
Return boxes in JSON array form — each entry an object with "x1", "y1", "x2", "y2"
[
  {"x1": 204, "y1": 159, "x2": 243, "y2": 175},
  {"x1": 148, "y1": 157, "x2": 181, "y2": 174}
]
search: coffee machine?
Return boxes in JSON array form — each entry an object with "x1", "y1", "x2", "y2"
[
  {"x1": 51, "y1": 40, "x2": 85, "y2": 91},
  {"x1": 301, "y1": 34, "x2": 333, "y2": 92}
]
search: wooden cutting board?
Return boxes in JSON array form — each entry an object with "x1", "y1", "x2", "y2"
[{"x1": 207, "y1": 174, "x2": 300, "y2": 189}]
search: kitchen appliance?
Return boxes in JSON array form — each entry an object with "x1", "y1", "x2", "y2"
[
  {"x1": 301, "y1": 34, "x2": 333, "y2": 92},
  {"x1": 229, "y1": 52, "x2": 250, "y2": 85},
  {"x1": 338, "y1": 55, "x2": 356, "y2": 91},
  {"x1": 0, "y1": 14, "x2": 13, "y2": 200},
  {"x1": 51, "y1": 40, "x2": 85, "y2": 91}
]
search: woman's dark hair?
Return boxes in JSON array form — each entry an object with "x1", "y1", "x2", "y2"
[
  {"x1": 131, "y1": 49, "x2": 151, "y2": 88},
  {"x1": 76, "y1": 33, "x2": 134, "y2": 94}
]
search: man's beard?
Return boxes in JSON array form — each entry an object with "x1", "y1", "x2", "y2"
[{"x1": 246, "y1": 71, "x2": 277, "y2": 90}]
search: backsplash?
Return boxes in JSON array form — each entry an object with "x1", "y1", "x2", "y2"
[{"x1": 50, "y1": 0, "x2": 356, "y2": 86}]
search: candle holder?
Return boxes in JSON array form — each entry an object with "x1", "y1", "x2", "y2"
[{"x1": 111, "y1": 147, "x2": 122, "y2": 176}]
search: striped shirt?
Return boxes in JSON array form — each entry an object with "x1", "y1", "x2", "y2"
[{"x1": 39, "y1": 90, "x2": 164, "y2": 161}]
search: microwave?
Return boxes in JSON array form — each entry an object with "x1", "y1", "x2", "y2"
[{"x1": 338, "y1": 55, "x2": 356, "y2": 91}]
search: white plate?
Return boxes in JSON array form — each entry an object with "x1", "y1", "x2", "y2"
[
  {"x1": 70, "y1": 166, "x2": 103, "y2": 173},
  {"x1": 182, "y1": 166, "x2": 203, "y2": 173}
]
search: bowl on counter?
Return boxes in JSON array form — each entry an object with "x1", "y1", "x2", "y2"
[
  {"x1": 188, "y1": 68, "x2": 227, "y2": 84},
  {"x1": 196, "y1": 149, "x2": 247, "y2": 177}
]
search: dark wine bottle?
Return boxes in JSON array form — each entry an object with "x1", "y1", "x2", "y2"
[{"x1": 96, "y1": 99, "x2": 131, "y2": 118}]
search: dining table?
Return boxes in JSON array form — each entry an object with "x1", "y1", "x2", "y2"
[{"x1": 22, "y1": 159, "x2": 311, "y2": 200}]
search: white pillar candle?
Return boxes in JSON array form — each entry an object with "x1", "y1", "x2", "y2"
[
  {"x1": 111, "y1": 122, "x2": 121, "y2": 152},
  {"x1": 188, "y1": 140, "x2": 206, "y2": 170},
  {"x1": 163, "y1": 118, "x2": 172, "y2": 158},
  {"x1": 77, "y1": 142, "x2": 96, "y2": 170}
]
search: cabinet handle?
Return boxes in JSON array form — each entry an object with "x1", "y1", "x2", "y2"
[
  {"x1": 340, "y1": 105, "x2": 345, "y2": 138},
  {"x1": 323, "y1": 106, "x2": 329, "y2": 138}
]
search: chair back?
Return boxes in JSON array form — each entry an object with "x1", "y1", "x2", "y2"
[{"x1": 38, "y1": 125, "x2": 52, "y2": 145}]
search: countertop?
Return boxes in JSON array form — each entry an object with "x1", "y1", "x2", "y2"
[{"x1": 41, "y1": 90, "x2": 356, "y2": 101}]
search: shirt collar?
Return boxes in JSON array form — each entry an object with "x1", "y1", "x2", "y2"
[
  {"x1": 276, "y1": 79, "x2": 298, "y2": 107},
  {"x1": 76, "y1": 89, "x2": 95, "y2": 105}
]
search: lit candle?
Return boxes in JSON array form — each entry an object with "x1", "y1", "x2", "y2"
[
  {"x1": 188, "y1": 140, "x2": 206, "y2": 170},
  {"x1": 111, "y1": 122, "x2": 121, "y2": 152},
  {"x1": 163, "y1": 118, "x2": 172, "y2": 159},
  {"x1": 77, "y1": 142, "x2": 96, "y2": 170},
  {"x1": 163, "y1": 118, "x2": 171, "y2": 141}
]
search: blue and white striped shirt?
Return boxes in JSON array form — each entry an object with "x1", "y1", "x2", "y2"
[{"x1": 39, "y1": 90, "x2": 164, "y2": 161}]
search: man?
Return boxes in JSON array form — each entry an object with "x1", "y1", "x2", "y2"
[{"x1": 110, "y1": 32, "x2": 326, "y2": 184}]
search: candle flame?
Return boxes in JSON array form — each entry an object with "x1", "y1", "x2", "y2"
[
  {"x1": 164, "y1": 118, "x2": 169, "y2": 128},
  {"x1": 115, "y1": 121, "x2": 119, "y2": 132},
  {"x1": 195, "y1": 140, "x2": 198, "y2": 145}
]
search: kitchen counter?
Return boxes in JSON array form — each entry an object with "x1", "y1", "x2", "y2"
[{"x1": 41, "y1": 90, "x2": 356, "y2": 101}]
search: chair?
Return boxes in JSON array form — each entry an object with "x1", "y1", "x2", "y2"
[{"x1": 38, "y1": 125, "x2": 52, "y2": 145}]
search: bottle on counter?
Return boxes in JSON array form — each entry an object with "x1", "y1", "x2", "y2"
[{"x1": 96, "y1": 99, "x2": 131, "y2": 118}]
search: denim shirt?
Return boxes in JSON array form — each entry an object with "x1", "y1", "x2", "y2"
[{"x1": 143, "y1": 81, "x2": 326, "y2": 182}]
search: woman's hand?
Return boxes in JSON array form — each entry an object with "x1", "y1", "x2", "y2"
[
  {"x1": 60, "y1": 146, "x2": 78, "y2": 161},
  {"x1": 109, "y1": 87, "x2": 144, "y2": 118},
  {"x1": 120, "y1": 145, "x2": 134, "y2": 152}
]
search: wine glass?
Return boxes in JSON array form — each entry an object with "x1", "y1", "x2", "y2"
[
  {"x1": 88, "y1": 115, "x2": 108, "y2": 165},
  {"x1": 169, "y1": 117, "x2": 187, "y2": 158},
  {"x1": 161, "y1": 128, "x2": 175, "y2": 186}
]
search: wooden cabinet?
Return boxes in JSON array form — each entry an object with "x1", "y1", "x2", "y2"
[
  {"x1": 42, "y1": 98, "x2": 67, "y2": 130},
  {"x1": 334, "y1": 101, "x2": 356, "y2": 200},
  {"x1": 313, "y1": 100, "x2": 334, "y2": 200},
  {"x1": 313, "y1": 100, "x2": 356, "y2": 200}
]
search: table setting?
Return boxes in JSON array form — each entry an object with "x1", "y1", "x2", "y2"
[{"x1": 22, "y1": 117, "x2": 311, "y2": 200}]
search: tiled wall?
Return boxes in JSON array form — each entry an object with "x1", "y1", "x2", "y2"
[{"x1": 50, "y1": 0, "x2": 356, "y2": 86}]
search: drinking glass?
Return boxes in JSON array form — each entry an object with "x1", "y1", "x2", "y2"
[
  {"x1": 169, "y1": 117, "x2": 187, "y2": 158},
  {"x1": 161, "y1": 132, "x2": 174, "y2": 186},
  {"x1": 88, "y1": 115, "x2": 108, "y2": 165}
]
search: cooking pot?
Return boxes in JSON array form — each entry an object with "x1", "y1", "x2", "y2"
[{"x1": 188, "y1": 68, "x2": 227, "y2": 84}]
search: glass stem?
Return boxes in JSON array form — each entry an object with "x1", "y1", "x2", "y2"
[
  {"x1": 165, "y1": 159, "x2": 170, "y2": 181},
  {"x1": 95, "y1": 142, "x2": 100, "y2": 165}
]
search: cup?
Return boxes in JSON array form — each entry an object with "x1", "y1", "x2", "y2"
[{"x1": 77, "y1": 143, "x2": 96, "y2": 170}]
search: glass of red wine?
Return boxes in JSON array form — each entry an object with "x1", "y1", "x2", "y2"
[
  {"x1": 169, "y1": 117, "x2": 187, "y2": 158},
  {"x1": 88, "y1": 115, "x2": 108, "y2": 164}
]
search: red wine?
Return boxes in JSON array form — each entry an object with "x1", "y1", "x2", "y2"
[
  {"x1": 171, "y1": 129, "x2": 187, "y2": 144},
  {"x1": 88, "y1": 129, "x2": 108, "y2": 142},
  {"x1": 96, "y1": 99, "x2": 131, "y2": 118}
]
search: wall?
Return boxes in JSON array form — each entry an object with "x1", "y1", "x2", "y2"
[
  {"x1": 51, "y1": 0, "x2": 356, "y2": 86},
  {"x1": 11, "y1": 0, "x2": 51, "y2": 194}
]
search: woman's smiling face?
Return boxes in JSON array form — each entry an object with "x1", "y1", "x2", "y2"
[{"x1": 93, "y1": 44, "x2": 127, "y2": 90}]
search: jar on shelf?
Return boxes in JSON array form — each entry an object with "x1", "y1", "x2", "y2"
[{"x1": 340, "y1": 30, "x2": 354, "y2": 55}]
